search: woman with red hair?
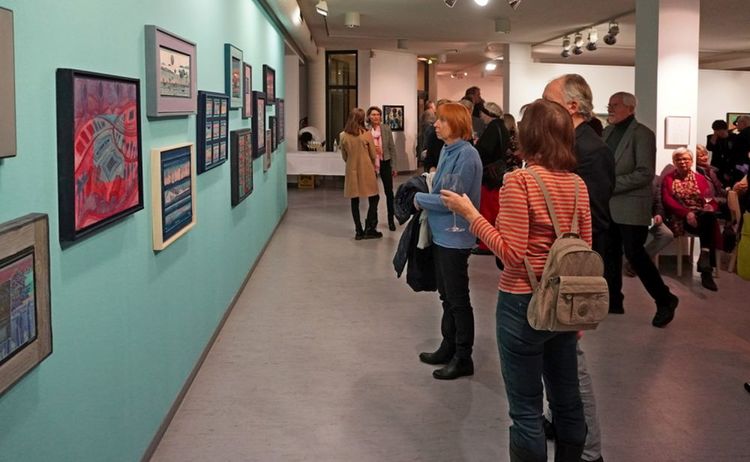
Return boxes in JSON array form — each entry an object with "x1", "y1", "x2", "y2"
[{"x1": 414, "y1": 102, "x2": 482, "y2": 380}]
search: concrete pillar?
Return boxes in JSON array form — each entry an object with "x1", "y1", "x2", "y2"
[
  {"x1": 284, "y1": 54, "x2": 300, "y2": 150},
  {"x1": 501, "y1": 44, "x2": 533, "y2": 118},
  {"x1": 635, "y1": 0, "x2": 700, "y2": 172}
]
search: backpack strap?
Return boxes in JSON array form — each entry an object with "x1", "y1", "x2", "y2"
[{"x1": 522, "y1": 167, "x2": 581, "y2": 288}]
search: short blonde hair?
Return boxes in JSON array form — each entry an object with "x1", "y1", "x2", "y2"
[{"x1": 671, "y1": 147, "x2": 693, "y2": 162}]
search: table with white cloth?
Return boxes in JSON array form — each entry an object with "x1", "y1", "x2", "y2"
[{"x1": 286, "y1": 151, "x2": 346, "y2": 181}]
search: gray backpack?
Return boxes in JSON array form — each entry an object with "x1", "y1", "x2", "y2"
[{"x1": 523, "y1": 169, "x2": 609, "y2": 331}]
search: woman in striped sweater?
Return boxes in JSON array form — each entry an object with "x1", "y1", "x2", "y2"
[{"x1": 442, "y1": 99, "x2": 591, "y2": 462}]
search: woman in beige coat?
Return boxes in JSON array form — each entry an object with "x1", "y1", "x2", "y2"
[{"x1": 340, "y1": 108, "x2": 382, "y2": 240}]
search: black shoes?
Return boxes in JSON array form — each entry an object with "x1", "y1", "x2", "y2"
[
  {"x1": 652, "y1": 293, "x2": 679, "y2": 328},
  {"x1": 363, "y1": 228, "x2": 383, "y2": 239},
  {"x1": 608, "y1": 306, "x2": 625, "y2": 315},
  {"x1": 697, "y1": 250, "x2": 712, "y2": 273},
  {"x1": 418, "y1": 346, "x2": 454, "y2": 365},
  {"x1": 701, "y1": 272, "x2": 718, "y2": 291},
  {"x1": 432, "y1": 356, "x2": 474, "y2": 380},
  {"x1": 744, "y1": 382, "x2": 750, "y2": 394},
  {"x1": 388, "y1": 221, "x2": 396, "y2": 231},
  {"x1": 355, "y1": 230, "x2": 364, "y2": 240}
]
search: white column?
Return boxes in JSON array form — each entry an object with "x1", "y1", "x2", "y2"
[
  {"x1": 501, "y1": 44, "x2": 533, "y2": 118},
  {"x1": 284, "y1": 54, "x2": 300, "y2": 151},
  {"x1": 635, "y1": 0, "x2": 700, "y2": 173}
]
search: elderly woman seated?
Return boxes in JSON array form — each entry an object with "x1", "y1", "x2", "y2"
[{"x1": 661, "y1": 147, "x2": 720, "y2": 291}]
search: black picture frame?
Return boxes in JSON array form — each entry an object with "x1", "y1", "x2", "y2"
[
  {"x1": 225, "y1": 44, "x2": 243, "y2": 109},
  {"x1": 242, "y1": 62, "x2": 253, "y2": 119},
  {"x1": 0, "y1": 213, "x2": 52, "y2": 397},
  {"x1": 56, "y1": 68, "x2": 144, "y2": 246},
  {"x1": 230, "y1": 128, "x2": 254, "y2": 206},
  {"x1": 252, "y1": 91, "x2": 266, "y2": 158},
  {"x1": 276, "y1": 99, "x2": 285, "y2": 143},
  {"x1": 144, "y1": 25, "x2": 197, "y2": 118},
  {"x1": 383, "y1": 105, "x2": 405, "y2": 132},
  {"x1": 196, "y1": 90, "x2": 229, "y2": 174},
  {"x1": 263, "y1": 65, "x2": 276, "y2": 102}
]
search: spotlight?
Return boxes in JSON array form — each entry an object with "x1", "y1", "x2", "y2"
[
  {"x1": 427, "y1": 58, "x2": 433, "y2": 65},
  {"x1": 344, "y1": 12, "x2": 360, "y2": 28},
  {"x1": 574, "y1": 32, "x2": 584, "y2": 48},
  {"x1": 603, "y1": 21, "x2": 619, "y2": 45},
  {"x1": 508, "y1": 0, "x2": 523, "y2": 10},
  {"x1": 475, "y1": 0, "x2": 489, "y2": 5},
  {"x1": 573, "y1": 47, "x2": 583, "y2": 55},
  {"x1": 315, "y1": 0, "x2": 328, "y2": 16},
  {"x1": 485, "y1": 61, "x2": 497, "y2": 71},
  {"x1": 561, "y1": 50, "x2": 570, "y2": 58},
  {"x1": 444, "y1": 0, "x2": 458, "y2": 7},
  {"x1": 562, "y1": 35, "x2": 571, "y2": 51},
  {"x1": 586, "y1": 28, "x2": 598, "y2": 51}
]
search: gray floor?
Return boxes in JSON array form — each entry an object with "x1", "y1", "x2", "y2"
[{"x1": 152, "y1": 178, "x2": 750, "y2": 462}]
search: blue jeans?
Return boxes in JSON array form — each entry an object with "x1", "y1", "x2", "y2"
[{"x1": 497, "y1": 291, "x2": 585, "y2": 459}]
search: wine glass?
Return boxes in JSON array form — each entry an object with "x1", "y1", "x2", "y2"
[{"x1": 441, "y1": 173, "x2": 465, "y2": 232}]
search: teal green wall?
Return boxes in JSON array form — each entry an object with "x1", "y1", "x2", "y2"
[{"x1": 0, "y1": 1, "x2": 287, "y2": 460}]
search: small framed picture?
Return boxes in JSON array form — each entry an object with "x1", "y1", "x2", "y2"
[
  {"x1": 225, "y1": 44, "x2": 243, "y2": 109},
  {"x1": 253, "y1": 91, "x2": 266, "y2": 158},
  {"x1": 145, "y1": 25, "x2": 197, "y2": 118},
  {"x1": 263, "y1": 65, "x2": 276, "y2": 102},
  {"x1": 276, "y1": 99, "x2": 285, "y2": 143},
  {"x1": 151, "y1": 143, "x2": 197, "y2": 251},
  {"x1": 264, "y1": 130, "x2": 272, "y2": 172},
  {"x1": 727, "y1": 112, "x2": 750, "y2": 130},
  {"x1": 196, "y1": 90, "x2": 230, "y2": 174},
  {"x1": 230, "y1": 128, "x2": 254, "y2": 206},
  {"x1": 242, "y1": 62, "x2": 253, "y2": 119},
  {"x1": 0, "y1": 213, "x2": 52, "y2": 397},
  {"x1": 383, "y1": 105, "x2": 405, "y2": 132}
]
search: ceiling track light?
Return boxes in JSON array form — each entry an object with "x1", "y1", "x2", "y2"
[
  {"x1": 315, "y1": 0, "x2": 328, "y2": 16},
  {"x1": 603, "y1": 21, "x2": 619, "y2": 45},
  {"x1": 444, "y1": 0, "x2": 458, "y2": 8},
  {"x1": 562, "y1": 35, "x2": 571, "y2": 51},
  {"x1": 508, "y1": 0, "x2": 523, "y2": 10},
  {"x1": 586, "y1": 28, "x2": 598, "y2": 51}
]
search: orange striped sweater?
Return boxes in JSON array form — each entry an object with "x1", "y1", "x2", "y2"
[{"x1": 470, "y1": 166, "x2": 592, "y2": 294}]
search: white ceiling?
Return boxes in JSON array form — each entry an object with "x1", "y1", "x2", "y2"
[{"x1": 296, "y1": 0, "x2": 750, "y2": 77}]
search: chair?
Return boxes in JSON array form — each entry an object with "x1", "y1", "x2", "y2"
[{"x1": 726, "y1": 190, "x2": 742, "y2": 272}]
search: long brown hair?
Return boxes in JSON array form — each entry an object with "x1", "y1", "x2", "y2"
[
  {"x1": 518, "y1": 99, "x2": 576, "y2": 171},
  {"x1": 344, "y1": 108, "x2": 366, "y2": 136}
]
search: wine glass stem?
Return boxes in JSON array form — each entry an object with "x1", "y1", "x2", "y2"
[{"x1": 453, "y1": 212, "x2": 457, "y2": 228}]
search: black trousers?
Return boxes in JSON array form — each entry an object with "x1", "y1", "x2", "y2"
[
  {"x1": 684, "y1": 210, "x2": 718, "y2": 267},
  {"x1": 433, "y1": 245, "x2": 474, "y2": 359},
  {"x1": 350, "y1": 195, "x2": 379, "y2": 232},
  {"x1": 605, "y1": 222, "x2": 672, "y2": 311},
  {"x1": 379, "y1": 159, "x2": 395, "y2": 224}
]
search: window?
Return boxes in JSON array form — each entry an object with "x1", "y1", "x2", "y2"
[{"x1": 325, "y1": 51, "x2": 357, "y2": 148}]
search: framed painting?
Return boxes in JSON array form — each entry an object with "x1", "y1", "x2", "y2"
[
  {"x1": 151, "y1": 143, "x2": 196, "y2": 251},
  {"x1": 269, "y1": 116, "x2": 277, "y2": 153},
  {"x1": 230, "y1": 129, "x2": 253, "y2": 206},
  {"x1": 264, "y1": 130, "x2": 272, "y2": 173},
  {"x1": 242, "y1": 62, "x2": 253, "y2": 119},
  {"x1": 252, "y1": 91, "x2": 266, "y2": 158},
  {"x1": 0, "y1": 213, "x2": 52, "y2": 397},
  {"x1": 196, "y1": 90, "x2": 229, "y2": 174},
  {"x1": 225, "y1": 44, "x2": 243, "y2": 109},
  {"x1": 383, "y1": 105, "x2": 405, "y2": 132},
  {"x1": 144, "y1": 25, "x2": 197, "y2": 118},
  {"x1": 664, "y1": 116, "x2": 690, "y2": 148},
  {"x1": 276, "y1": 99, "x2": 285, "y2": 143},
  {"x1": 1, "y1": 7, "x2": 17, "y2": 158},
  {"x1": 263, "y1": 65, "x2": 276, "y2": 102},
  {"x1": 727, "y1": 112, "x2": 750, "y2": 130},
  {"x1": 56, "y1": 69, "x2": 144, "y2": 246}
]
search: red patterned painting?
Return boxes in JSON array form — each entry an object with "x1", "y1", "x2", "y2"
[{"x1": 72, "y1": 76, "x2": 140, "y2": 232}]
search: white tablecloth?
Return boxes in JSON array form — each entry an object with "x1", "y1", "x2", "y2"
[{"x1": 286, "y1": 151, "x2": 346, "y2": 176}]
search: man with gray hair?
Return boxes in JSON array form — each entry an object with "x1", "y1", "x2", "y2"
[
  {"x1": 603, "y1": 91, "x2": 679, "y2": 328},
  {"x1": 543, "y1": 73, "x2": 612, "y2": 462}
]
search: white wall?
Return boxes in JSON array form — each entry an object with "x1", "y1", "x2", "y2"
[
  {"x1": 698, "y1": 69, "x2": 750, "y2": 144},
  {"x1": 307, "y1": 52, "x2": 326, "y2": 142},
  {"x1": 437, "y1": 75, "x2": 504, "y2": 109},
  {"x1": 369, "y1": 49, "x2": 419, "y2": 171}
]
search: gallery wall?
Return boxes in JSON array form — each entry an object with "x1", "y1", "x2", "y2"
[
  {"x1": 0, "y1": 0, "x2": 286, "y2": 460},
  {"x1": 437, "y1": 74, "x2": 504, "y2": 109}
]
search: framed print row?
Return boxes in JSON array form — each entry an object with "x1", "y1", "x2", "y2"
[
  {"x1": 0, "y1": 213, "x2": 52, "y2": 397},
  {"x1": 196, "y1": 91, "x2": 229, "y2": 174},
  {"x1": 152, "y1": 143, "x2": 197, "y2": 250},
  {"x1": 56, "y1": 68, "x2": 144, "y2": 246},
  {"x1": 0, "y1": 7, "x2": 16, "y2": 158},
  {"x1": 145, "y1": 25, "x2": 197, "y2": 118}
]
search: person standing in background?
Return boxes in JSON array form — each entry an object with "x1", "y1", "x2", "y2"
[{"x1": 367, "y1": 106, "x2": 398, "y2": 231}]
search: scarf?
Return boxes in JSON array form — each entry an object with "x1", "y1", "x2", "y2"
[{"x1": 671, "y1": 170, "x2": 703, "y2": 235}]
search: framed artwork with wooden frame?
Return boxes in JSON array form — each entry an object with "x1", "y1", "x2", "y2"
[
  {"x1": 0, "y1": 7, "x2": 16, "y2": 158},
  {"x1": 225, "y1": 44, "x2": 243, "y2": 109},
  {"x1": 263, "y1": 65, "x2": 276, "y2": 102},
  {"x1": 230, "y1": 128, "x2": 254, "y2": 206},
  {"x1": 196, "y1": 90, "x2": 229, "y2": 174},
  {"x1": 144, "y1": 25, "x2": 197, "y2": 118},
  {"x1": 242, "y1": 62, "x2": 253, "y2": 119},
  {"x1": 151, "y1": 143, "x2": 197, "y2": 251},
  {"x1": 252, "y1": 91, "x2": 266, "y2": 158},
  {"x1": 0, "y1": 213, "x2": 52, "y2": 397},
  {"x1": 383, "y1": 105, "x2": 405, "y2": 132},
  {"x1": 56, "y1": 68, "x2": 144, "y2": 247}
]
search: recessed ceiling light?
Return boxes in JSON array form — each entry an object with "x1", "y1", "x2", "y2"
[
  {"x1": 475, "y1": 0, "x2": 489, "y2": 6},
  {"x1": 485, "y1": 61, "x2": 497, "y2": 71}
]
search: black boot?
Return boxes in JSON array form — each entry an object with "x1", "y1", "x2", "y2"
[
  {"x1": 418, "y1": 343, "x2": 455, "y2": 365},
  {"x1": 652, "y1": 293, "x2": 678, "y2": 328},
  {"x1": 697, "y1": 249, "x2": 711, "y2": 273},
  {"x1": 509, "y1": 442, "x2": 546, "y2": 462},
  {"x1": 701, "y1": 271, "x2": 718, "y2": 291},
  {"x1": 554, "y1": 440, "x2": 584, "y2": 462},
  {"x1": 432, "y1": 356, "x2": 473, "y2": 380},
  {"x1": 388, "y1": 217, "x2": 396, "y2": 231},
  {"x1": 354, "y1": 223, "x2": 364, "y2": 241},
  {"x1": 363, "y1": 218, "x2": 382, "y2": 239}
]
